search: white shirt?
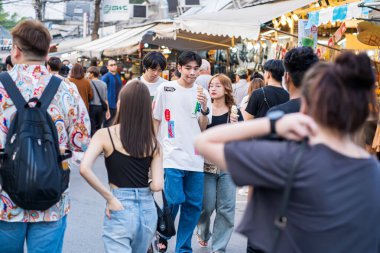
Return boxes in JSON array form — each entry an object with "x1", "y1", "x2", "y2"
[
  {"x1": 233, "y1": 79, "x2": 249, "y2": 107},
  {"x1": 128, "y1": 76, "x2": 167, "y2": 100},
  {"x1": 153, "y1": 81, "x2": 212, "y2": 172},
  {"x1": 195, "y1": 74, "x2": 212, "y2": 91}
]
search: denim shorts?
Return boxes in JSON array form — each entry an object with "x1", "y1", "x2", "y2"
[{"x1": 102, "y1": 187, "x2": 157, "y2": 253}]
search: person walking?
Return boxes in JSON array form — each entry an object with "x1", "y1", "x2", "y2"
[
  {"x1": 267, "y1": 47, "x2": 319, "y2": 114},
  {"x1": 196, "y1": 59, "x2": 212, "y2": 91},
  {"x1": 232, "y1": 69, "x2": 249, "y2": 107},
  {"x1": 87, "y1": 66, "x2": 110, "y2": 136},
  {"x1": 80, "y1": 80, "x2": 163, "y2": 253},
  {"x1": 196, "y1": 74, "x2": 243, "y2": 253},
  {"x1": 102, "y1": 59, "x2": 122, "y2": 127},
  {"x1": 0, "y1": 20, "x2": 90, "y2": 253},
  {"x1": 244, "y1": 60, "x2": 289, "y2": 120},
  {"x1": 195, "y1": 52, "x2": 380, "y2": 253},
  {"x1": 153, "y1": 51, "x2": 212, "y2": 253},
  {"x1": 69, "y1": 63, "x2": 93, "y2": 112},
  {"x1": 240, "y1": 77, "x2": 265, "y2": 120},
  {"x1": 129, "y1": 51, "x2": 167, "y2": 101}
]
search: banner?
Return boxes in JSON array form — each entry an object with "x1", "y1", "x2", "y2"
[
  {"x1": 102, "y1": 0, "x2": 130, "y2": 22},
  {"x1": 298, "y1": 19, "x2": 318, "y2": 50}
]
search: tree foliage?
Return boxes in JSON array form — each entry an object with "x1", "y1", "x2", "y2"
[{"x1": 0, "y1": 2, "x2": 24, "y2": 30}]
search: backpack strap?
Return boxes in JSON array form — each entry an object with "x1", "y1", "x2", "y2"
[
  {"x1": 0, "y1": 72, "x2": 27, "y2": 110},
  {"x1": 39, "y1": 76, "x2": 61, "y2": 111}
]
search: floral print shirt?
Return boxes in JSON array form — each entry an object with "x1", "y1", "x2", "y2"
[{"x1": 0, "y1": 64, "x2": 91, "y2": 222}]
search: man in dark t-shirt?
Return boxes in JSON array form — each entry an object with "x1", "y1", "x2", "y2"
[
  {"x1": 268, "y1": 47, "x2": 319, "y2": 115},
  {"x1": 245, "y1": 60, "x2": 288, "y2": 119}
]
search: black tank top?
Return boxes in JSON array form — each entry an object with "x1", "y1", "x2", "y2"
[{"x1": 105, "y1": 128, "x2": 152, "y2": 188}]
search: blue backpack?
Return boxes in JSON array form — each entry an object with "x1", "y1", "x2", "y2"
[{"x1": 0, "y1": 73, "x2": 71, "y2": 210}]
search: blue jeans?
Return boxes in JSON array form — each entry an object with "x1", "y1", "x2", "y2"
[
  {"x1": 197, "y1": 172, "x2": 236, "y2": 253},
  {"x1": 0, "y1": 215, "x2": 67, "y2": 253},
  {"x1": 102, "y1": 187, "x2": 157, "y2": 253},
  {"x1": 164, "y1": 168, "x2": 204, "y2": 253}
]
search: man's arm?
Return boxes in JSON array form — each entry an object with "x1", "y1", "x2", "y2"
[{"x1": 198, "y1": 114, "x2": 209, "y2": 131}]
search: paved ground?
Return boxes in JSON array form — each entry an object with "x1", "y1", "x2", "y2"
[{"x1": 63, "y1": 155, "x2": 248, "y2": 253}]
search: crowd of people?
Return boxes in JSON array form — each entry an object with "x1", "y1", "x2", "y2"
[{"x1": 0, "y1": 19, "x2": 380, "y2": 253}]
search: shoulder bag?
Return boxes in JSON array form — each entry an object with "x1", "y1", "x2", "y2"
[
  {"x1": 91, "y1": 81, "x2": 107, "y2": 112},
  {"x1": 271, "y1": 140, "x2": 307, "y2": 253}
]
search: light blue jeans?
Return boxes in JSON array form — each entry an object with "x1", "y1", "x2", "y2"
[
  {"x1": 102, "y1": 187, "x2": 157, "y2": 253},
  {"x1": 0, "y1": 215, "x2": 67, "y2": 253},
  {"x1": 197, "y1": 172, "x2": 236, "y2": 253},
  {"x1": 164, "y1": 168, "x2": 204, "y2": 253}
]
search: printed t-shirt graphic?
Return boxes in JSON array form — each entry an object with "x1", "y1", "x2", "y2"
[{"x1": 153, "y1": 81, "x2": 212, "y2": 172}]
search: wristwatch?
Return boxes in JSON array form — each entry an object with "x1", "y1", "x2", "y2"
[
  {"x1": 201, "y1": 107, "x2": 210, "y2": 116},
  {"x1": 267, "y1": 110, "x2": 285, "y2": 135}
]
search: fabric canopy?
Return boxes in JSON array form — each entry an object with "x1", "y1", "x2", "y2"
[
  {"x1": 75, "y1": 24, "x2": 155, "y2": 53},
  {"x1": 175, "y1": 0, "x2": 315, "y2": 40}
]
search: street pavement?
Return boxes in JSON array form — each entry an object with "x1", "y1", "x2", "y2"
[{"x1": 63, "y1": 155, "x2": 248, "y2": 253}]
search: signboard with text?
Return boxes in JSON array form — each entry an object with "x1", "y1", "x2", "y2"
[
  {"x1": 102, "y1": 0, "x2": 130, "y2": 22},
  {"x1": 298, "y1": 19, "x2": 318, "y2": 50}
]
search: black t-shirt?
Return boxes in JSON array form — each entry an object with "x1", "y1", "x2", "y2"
[
  {"x1": 246, "y1": 86, "x2": 289, "y2": 118},
  {"x1": 207, "y1": 110, "x2": 243, "y2": 129},
  {"x1": 225, "y1": 140, "x2": 380, "y2": 253},
  {"x1": 267, "y1": 98, "x2": 301, "y2": 115}
]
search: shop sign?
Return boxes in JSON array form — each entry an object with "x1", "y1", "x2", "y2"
[
  {"x1": 102, "y1": 0, "x2": 130, "y2": 22},
  {"x1": 334, "y1": 22, "x2": 347, "y2": 42},
  {"x1": 298, "y1": 20, "x2": 318, "y2": 50}
]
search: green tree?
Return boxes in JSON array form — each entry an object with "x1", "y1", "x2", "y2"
[{"x1": 0, "y1": 2, "x2": 23, "y2": 30}]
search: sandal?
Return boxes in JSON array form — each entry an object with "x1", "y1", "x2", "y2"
[
  {"x1": 155, "y1": 234, "x2": 168, "y2": 253},
  {"x1": 196, "y1": 234, "x2": 208, "y2": 248}
]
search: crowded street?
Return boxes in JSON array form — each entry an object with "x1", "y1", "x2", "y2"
[{"x1": 64, "y1": 156, "x2": 248, "y2": 253}]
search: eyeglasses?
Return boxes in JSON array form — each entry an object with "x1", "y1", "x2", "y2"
[{"x1": 108, "y1": 64, "x2": 117, "y2": 67}]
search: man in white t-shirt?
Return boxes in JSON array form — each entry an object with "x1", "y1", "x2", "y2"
[
  {"x1": 195, "y1": 59, "x2": 212, "y2": 91},
  {"x1": 153, "y1": 51, "x2": 212, "y2": 252},
  {"x1": 128, "y1": 51, "x2": 168, "y2": 101}
]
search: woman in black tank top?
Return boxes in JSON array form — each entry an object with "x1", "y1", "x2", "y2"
[{"x1": 80, "y1": 80, "x2": 163, "y2": 253}]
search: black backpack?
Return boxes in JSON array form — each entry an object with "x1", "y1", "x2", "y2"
[{"x1": 0, "y1": 73, "x2": 71, "y2": 211}]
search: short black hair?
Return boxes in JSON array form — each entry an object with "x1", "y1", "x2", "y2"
[
  {"x1": 178, "y1": 51, "x2": 202, "y2": 67},
  {"x1": 143, "y1": 51, "x2": 167, "y2": 71},
  {"x1": 47, "y1": 56, "x2": 61, "y2": 72},
  {"x1": 100, "y1": 66, "x2": 108, "y2": 76},
  {"x1": 238, "y1": 74, "x2": 248, "y2": 79},
  {"x1": 264, "y1": 59, "x2": 284, "y2": 83},
  {"x1": 5, "y1": 55, "x2": 13, "y2": 68},
  {"x1": 284, "y1": 47, "x2": 319, "y2": 88},
  {"x1": 58, "y1": 65, "x2": 69, "y2": 78},
  {"x1": 251, "y1": 71, "x2": 263, "y2": 80}
]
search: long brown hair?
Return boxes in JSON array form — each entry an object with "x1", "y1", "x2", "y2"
[
  {"x1": 114, "y1": 80, "x2": 157, "y2": 157},
  {"x1": 70, "y1": 63, "x2": 85, "y2": 79},
  {"x1": 208, "y1": 74, "x2": 235, "y2": 109},
  {"x1": 248, "y1": 78, "x2": 265, "y2": 97}
]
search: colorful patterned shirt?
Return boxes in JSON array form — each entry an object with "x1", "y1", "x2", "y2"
[{"x1": 0, "y1": 64, "x2": 91, "y2": 222}]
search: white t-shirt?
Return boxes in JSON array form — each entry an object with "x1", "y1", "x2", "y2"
[
  {"x1": 233, "y1": 79, "x2": 249, "y2": 108},
  {"x1": 128, "y1": 76, "x2": 167, "y2": 100},
  {"x1": 153, "y1": 81, "x2": 212, "y2": 172}
]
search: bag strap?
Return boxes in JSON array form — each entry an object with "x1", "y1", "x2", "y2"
[
  {"x1": 39, "y1": 76, "x2": 61, "y2": 111},
  {"x1": 261, "y1": 87, "x2": 271, "y2": 109},
  {"x1": 91, "y1": 80, "x2": 103, "y2": 102},
  {"x1": 0, "y1": 72, "x2": 27, "y2": 110},
  {"x1": 272, "y1": 140, "x2": 308, "y2": 253}
]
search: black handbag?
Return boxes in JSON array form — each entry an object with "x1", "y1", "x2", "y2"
[
  {"x1": 155, "y1": 190, "x2": 176, "y2": 237},
  {"x1": 91, "y1": 81, "x2": 107, "y2": 112}
]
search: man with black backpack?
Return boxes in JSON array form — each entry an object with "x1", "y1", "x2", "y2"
[{"x1": 0, "y1": 20, "x2": 91, "y2": 253}]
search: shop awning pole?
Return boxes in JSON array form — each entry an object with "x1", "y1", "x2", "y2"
[
  {"x1": 175, "y1": 35, "x2": 231, "y2": 48},
  {"x1": 262, "y1": 24, "x2": 341, "y2": 51}
]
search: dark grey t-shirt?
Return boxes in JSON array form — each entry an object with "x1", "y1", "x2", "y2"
[{"x1": 225, "y1": 140, "x2": 380, "y2": 253}]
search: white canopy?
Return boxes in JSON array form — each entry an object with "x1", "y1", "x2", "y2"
[
  {"x1": 175, "y1": 0, "x2": 315, "y2": 40},
  {"x1": 75, "y1": 24, "x2": 156, "y2": 53}
]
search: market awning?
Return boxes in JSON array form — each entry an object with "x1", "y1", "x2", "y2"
[
  {"x1": 175, "y1": 0, "x2": 315, "y2": 40},
  {"x1": 103, "y1": 23, "x2": 176, "y2": 56},
  {"x1": 75, "y1": 24, "x2": 155, "y2": 53}
]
